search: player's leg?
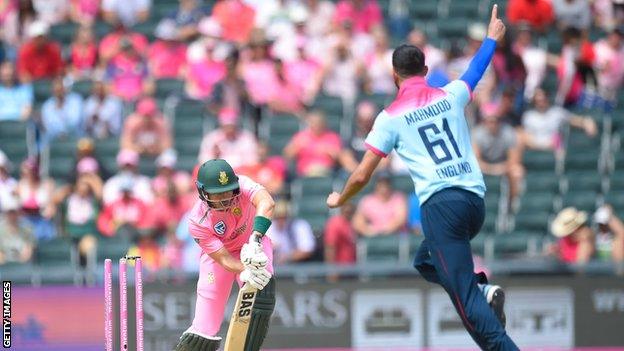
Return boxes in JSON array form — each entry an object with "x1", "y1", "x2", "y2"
[
  {"x1": 416, "y1": 217, "x2": 502, "y2": 325},
  {"x1": 416, "y1": 235, "x2": 491, "y2": 287},
  {"x1": 234, "y1": 236, "x2": 276, "y2": 351},
  {"x1": 421, "y1": 188, "x2": 519, "y2": 351},
  {"x1": 413, "y1": 239, "x2": 441, "y2": 284},
  {"x1": 478, "y1": 283, "x2": 506, "y2": 328},
  {"x1": 468, "y1": 196, "x2": 508, "y2": 329},
  {"x1": 175, "y1": 253, "x2": 236, "y2": 351},
  {"x1": 416, "y1": 237, "x2": 509, "y2": 330},
  {"x1": 243, "y1": 277, "x2": 276, "y2": 351}
]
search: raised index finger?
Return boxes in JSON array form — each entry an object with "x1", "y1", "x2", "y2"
[{"x1": 491, "y1": 4, "x2": 498, "y2": 21}]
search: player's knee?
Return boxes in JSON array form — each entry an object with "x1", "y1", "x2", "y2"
[
  {"x1": 414, "y1": 263, "x2": 438, "y2": 283},
  {"x1": 175, "y1": 331, "x2": 221, "y2": 351}
]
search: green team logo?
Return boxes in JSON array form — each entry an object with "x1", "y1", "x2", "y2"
[{"x1": 219, "y1": 171, "x2": 229, "y2": 185}]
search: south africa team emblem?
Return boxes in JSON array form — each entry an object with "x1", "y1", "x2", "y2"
[
  {"x1": 232, "y1": 207, "x2": 242, "y2": 217},
  {"x1": 219, "y1": 171, "x2": 229, "y2": 185},
  {"x1": 214, "y1": 221, "x2": 227, "y2": 236}
]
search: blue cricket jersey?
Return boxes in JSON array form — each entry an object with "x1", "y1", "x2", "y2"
[{"x1": 365, "y1": 77, "x2": 485, "y2": 205}]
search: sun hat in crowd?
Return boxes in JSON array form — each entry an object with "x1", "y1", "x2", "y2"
[
  {"x1": 551, "y1": 207, "x2": 588, "y2": 238},
  {"x1": 218, "y1": 108, "x2": 238, "y2": 126},
  {"x1": 28, "y1": 20, "x2": 49, "y2": 38},
  {"x1": 156, "y1": 149, "x2": 177, "y2": 169},
  {"x1": 468, "y1": 23, "x2": 486, "y2": 41},
  {"x1": 137, "y1": 97, "x2": 158, "y2": 116},
  {"x1": 77, "y1": 157, "x2": 99, "y2": 174},
  {"x1": 198, "y1": 17, "x2": 222, "y2": 38},
  {"x1": 155, "y1": 19, "x2": 178, "y2": 41},
  {"x1": 594, "y1": 206, "x2": 611, "y2": 225},
  {"x1": 117, "y1": 149, "x2": 139, "y2": 167}
]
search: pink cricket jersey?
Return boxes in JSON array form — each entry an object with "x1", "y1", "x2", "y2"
[{"x1": 187, "y1": 175, "x2": 264, "y2": 255}]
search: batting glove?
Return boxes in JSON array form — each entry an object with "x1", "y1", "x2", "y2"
[
  {"x1": 240, "y1": 267, "x2": 272, "y2": 290},
  {"x1": 240, "y1": 243, "x2": 268, "y2": 270}
]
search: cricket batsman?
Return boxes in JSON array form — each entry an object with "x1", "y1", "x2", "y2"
[
  {"x1": 326, "y1": 5, "x2": 519, "y2": 350},
  {"x1": 175, "y1": 159, "x2": 276, "y2": 351}
]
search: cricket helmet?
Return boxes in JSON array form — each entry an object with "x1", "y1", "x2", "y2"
[{"x1": 195, "y1": 159, "x2": 240, "y2": 209}]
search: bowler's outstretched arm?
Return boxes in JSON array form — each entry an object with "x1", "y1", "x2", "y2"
[
  {"x1": 327, "y1": 150, "x2": 383, "y2": 208},
  {"x1": 460, "y1": 4, "x2": 506, "y2": 90}
]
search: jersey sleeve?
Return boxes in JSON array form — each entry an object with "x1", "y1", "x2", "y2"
[
  {"x1": 187, "y1": 201, "x2": 224, "y2": 254},
  {"x1": 189, "y1": 219, "x2": 224, "y2": 254},
  {"x1": 364, "y1": 111, "x2": 396, "y2": 157},
  {"x1": 443, "y1": 80, "x2": 472, "y2": 108}
]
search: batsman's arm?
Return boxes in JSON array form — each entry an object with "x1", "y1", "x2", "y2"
[
  {"x1": 250, "y1": 189, "x2": 275, "y2": 243},
  {"x1": 252, "y1": 189, "x2": 275, "y2": 220},
  {"x1": 210, "y1": 247, "x2": 245, "y2": 273},
  {"x1": 327, "y1": 150, "x2": 383, "y2": 208}
]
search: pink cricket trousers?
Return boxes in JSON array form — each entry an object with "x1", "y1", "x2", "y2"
[{"x1": 187, "y1": 236, "x2": 274, "y2": 337}]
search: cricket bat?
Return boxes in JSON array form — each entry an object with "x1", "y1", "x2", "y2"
[
  {"x1": 223, "y1": 283, "x2": 258, "y2": 351},
  {"x1": 224, "y1": 232, "x2": 267, "y2": 351}
]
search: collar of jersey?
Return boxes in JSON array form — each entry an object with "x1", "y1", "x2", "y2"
[{"x1": 398, "y1": 76, "x2": 427, "y2": 96}]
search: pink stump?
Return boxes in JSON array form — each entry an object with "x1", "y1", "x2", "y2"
[
  {"x1": 104, "y1": 259, "x2": 113, "y2": 351},
  {"x1": 135, "y1": 257, "x2": 144, "y2": 351},
  {"x1": 119, "y1": 258, "x2": 128, "y2": 350}
]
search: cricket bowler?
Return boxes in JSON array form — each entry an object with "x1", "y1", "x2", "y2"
[
  {"x1": 175, "y1": 159, "x2": 276, "y2": 351},
  {"x1": 326, "y1": 5, "x2": 519, "y2": 350}
]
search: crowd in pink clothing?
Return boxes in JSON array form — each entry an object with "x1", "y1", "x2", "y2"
[{"x1": 0, "y1": 0, "x2": 404, "y2": 119}]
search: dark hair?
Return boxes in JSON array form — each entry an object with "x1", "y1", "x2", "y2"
[
  {"x1": 499, "y1": 31, "x2": 526, "y2": 77},
  {"x1": 227, "y1": 48, "x2": 240, "y2": 62},
  {"x1": 18, "y1": 0, "x2": 36, "y2": 36},
  {"x1": 392, "y1": 44, "x2": 426, "y2": 78},
  {"x1": 562, "y1": 27, "x2": 582, "y2": 44},
  {"x1": 18, "y1": 0, "x2": 35, "y2": 19}
]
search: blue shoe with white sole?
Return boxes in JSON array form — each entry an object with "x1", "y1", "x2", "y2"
[{"x1": 479, "y1": 284, "x2": 506, "y2": 328}]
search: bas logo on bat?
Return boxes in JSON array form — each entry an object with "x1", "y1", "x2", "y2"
[{"x1": 238, "y1": 292, "x2": 256, "y2": 317}]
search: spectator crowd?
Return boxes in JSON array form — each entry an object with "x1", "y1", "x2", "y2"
[{"x1": 0, "y1": 0, "x2": 623, "y2": 278}]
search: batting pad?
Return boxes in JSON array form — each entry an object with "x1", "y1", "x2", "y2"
[{"x1": 244, "y1": 278, "x2": 276, "y2": 351}]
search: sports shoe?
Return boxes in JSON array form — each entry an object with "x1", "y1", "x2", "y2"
[{"x1": 481, "y1": 284, "x2": 506, "y2": 328}]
